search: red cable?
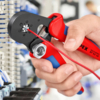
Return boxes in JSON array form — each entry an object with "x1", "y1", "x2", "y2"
[{"x1": 27, "y1": 29, "x2": 100, "y2": 80}]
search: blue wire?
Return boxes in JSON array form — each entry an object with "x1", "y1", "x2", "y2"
[{"x1": 0, "y1": 70, "x2": 8, "y2": 82}]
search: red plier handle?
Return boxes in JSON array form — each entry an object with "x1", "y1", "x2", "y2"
[{"x1": 48, "y1": 13, "x2": 100, "y2": 60}]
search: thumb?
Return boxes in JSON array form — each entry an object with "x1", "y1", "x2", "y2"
[{"x1": 64, "y1": 24, "x2": 85, "y2": 51}]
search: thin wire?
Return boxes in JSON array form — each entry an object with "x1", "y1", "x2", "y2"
[{"x1": 27, "y1": 29, "x2": 100, "y2": 80}]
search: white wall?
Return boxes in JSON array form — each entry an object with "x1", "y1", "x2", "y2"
[
  {"x1": 79, "y1": 0, "x2": 100, "y2": 18},
  {"x1": 40, "y1": 0, "x2": 60, "y2": 17}
]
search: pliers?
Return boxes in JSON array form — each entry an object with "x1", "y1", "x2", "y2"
[{"x1": 8, "y1": 11, "x2": 100, "y2": 95}]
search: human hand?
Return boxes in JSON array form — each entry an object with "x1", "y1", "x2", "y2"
[{"x1": 31, "y1": 15, "x2": 100, "y2": 96}]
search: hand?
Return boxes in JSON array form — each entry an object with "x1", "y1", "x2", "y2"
[{"x1": 31, "y1": 15, "x2": 100, "y2": 96}]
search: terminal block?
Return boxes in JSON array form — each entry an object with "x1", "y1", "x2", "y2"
[{"x1": 3, "y1": 87, "x2": 41, "y2": 100}]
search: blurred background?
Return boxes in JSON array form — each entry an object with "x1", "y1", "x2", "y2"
[{"x1": 0, "y1": 0, "x2": 100, "y2": 100}]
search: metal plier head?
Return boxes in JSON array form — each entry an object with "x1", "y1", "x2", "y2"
[{"x1": 8, "y1": 11, "x2": 51, "y2": 52}]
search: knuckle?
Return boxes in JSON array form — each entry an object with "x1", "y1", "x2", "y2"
[
  {"x1": 69, "y1": 24, "x2": 79, "y2": 31},
  {"x1": 68, "y1": 21, "x2": 85, "y2": 34}
]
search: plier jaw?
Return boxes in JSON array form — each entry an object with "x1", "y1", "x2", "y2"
[{"x1": 8, "y1": 11, "x2": 52, "y2": 53}]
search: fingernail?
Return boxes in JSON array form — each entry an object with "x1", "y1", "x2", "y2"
[
  {"x1": 74, "y1": 73, "x2": 82, "y2": 81},
  {"x1": 64, "y1": 39, "x2": 76, "y2": 50},
  {"x1": 65, "y1": 65, "x2": 73, "y2": 74}
]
